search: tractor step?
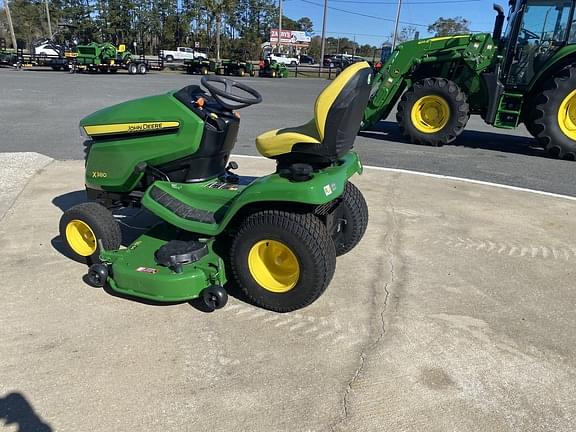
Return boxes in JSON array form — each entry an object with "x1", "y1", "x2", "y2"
[{"x1": 494, "y1": 92, "x2": 523, "y2": 129}]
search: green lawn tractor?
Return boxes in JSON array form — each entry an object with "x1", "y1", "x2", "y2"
[
  {"x1": 58, "y1": 62, "x2": 372, "y2": 312},
  {"x1": 258, "y1": 58, "x2": 289, "y2": 78},
  {"x1": 72, "y1": 42, "x2": 147, "y2": 74},
  {"x1": 184, "y1": 57, "x2": 216, "y2": 75},
  {"x1": 221, "y1": 49, "x2": 255, "y2": 77},
  {"x1": 364, "y1": 0, "x2": 576, "y2": 159},
  {"x1": 0, "y1": 38, "x2": 16, "y2": 66}
]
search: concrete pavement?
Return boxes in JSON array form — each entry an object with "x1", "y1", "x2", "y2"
[{"x1": 1, "y1": 155, "x2": 575, "y2": 431}]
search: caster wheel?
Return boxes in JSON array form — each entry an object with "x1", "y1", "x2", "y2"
[
  {"x1": 85, "y1": 263, "x2": 109, "y2": 287},
  {"x1": 202, "y1": 286, "x2": 228, "y2": 311}
]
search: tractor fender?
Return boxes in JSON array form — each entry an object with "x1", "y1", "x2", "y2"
[
  {"x1": 527, "y1": 45, "x2": 576, "y2": 95},
  {"x1": 141, "y1": 152, "x2": 363, "y2": 236}
]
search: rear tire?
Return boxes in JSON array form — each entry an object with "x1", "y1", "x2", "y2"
[
  {"x1": 59, "y1": 202, "x2": 122, "y2": 264},
  {"x1": 230, "y1": 210, "x2": 336, "y2": 312},
  {"x1": 531, "y1": 66, "x2": 576, "y2": 160},
  {"x1": 137, "y1": 63, "x2": 147, "y2": 74},
  {"x1": 397, "y1": 77, "x2": 469, "y2": 146},
  {"x1": 238, "y1": 67, "x2": 245, "y2": 77},
  {"x1": 128, "y1": 63, "x2": 137, "y2": 75},
  {"x1": 333, "y1": 182, "x2": 369, "y2": 256},
  {"x1": 201, "y1": 66, "x2": 208, "y2": 75}
]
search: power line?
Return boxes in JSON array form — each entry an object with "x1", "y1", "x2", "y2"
[{"x1": 298, "y1": 0, "x2": 429, "y2": 27}]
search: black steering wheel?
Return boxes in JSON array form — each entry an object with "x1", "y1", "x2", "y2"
[{"x1": 200, "y1": 75, "x2": 262, "y2": 110}]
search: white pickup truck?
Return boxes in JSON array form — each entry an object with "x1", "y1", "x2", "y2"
[
  {"x1": 161, "y1": 47, "x2": 207, "y2": 62},
  {"x1": 268, "y1": 52, "x2": 299, "y2": 66}
]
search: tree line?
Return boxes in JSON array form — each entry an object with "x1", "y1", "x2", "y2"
[
  {"x1": 0, "y1": 0, "x2": 382, "y2": 59},
  {"x1": 0, "y1": 0, "x2": 470, "y2": 60}
]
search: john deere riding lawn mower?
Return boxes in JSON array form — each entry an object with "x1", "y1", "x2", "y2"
[
  {"x1": 59, "y1": 62, "x2": 372, "y2": 312},
  {"x1": 364, "y1": 0, "x2": 576, "y2": 159},
  {"x1": 259, "y1": 58, "x2": 289, "y2": 78}
]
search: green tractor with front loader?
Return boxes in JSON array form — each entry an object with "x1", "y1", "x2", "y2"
[{"x1": 364, "y1": 0, "x2": 576, "y2": 159}]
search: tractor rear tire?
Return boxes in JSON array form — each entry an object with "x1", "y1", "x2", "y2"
[
  {"x1": 397, "y1": 77, "x2": 469, "y2": 146},
  {"x1": 59, "y1": 202, "x2": 122, "y2": 265},
  {"x1": 531, "y1": 67, "x2": 576, "y2": 160},
  {"x1": 230, "y1": 210, "x2": 336, "y2": 312},
  {"x1": 333, "y1": 182, "x2": 369, "y2": 256}
]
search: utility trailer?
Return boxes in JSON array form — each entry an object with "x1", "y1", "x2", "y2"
[
  {"x1": 70, "y1": 43, "x2": 151, "y2": 74},
  {"x1": 14, "y1": 49, "x2": 70, "y2": 70},
  {"x1": 364, "y1": 0, "x2": 576, "y2": 159}
]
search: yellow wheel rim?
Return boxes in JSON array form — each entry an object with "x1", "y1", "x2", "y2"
[
  {"x1": 557, "y1": 89, "x2": 576, "y2": 140},
  {"x1": 248, "y1": 240, "x2": 300, "y2": 293},
  {"x1": 65, "y1": 219, "x2": 97, "y2": 256},
  {"x1": 411, "y1": 95, "x2": 450, "y2": 133}
]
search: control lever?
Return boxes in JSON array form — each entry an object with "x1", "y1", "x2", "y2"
[{"x1": 225, "y1": 161, "x2": 240, "y2": 183}]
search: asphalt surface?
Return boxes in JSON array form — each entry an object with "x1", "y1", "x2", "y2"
[
  {"x1": 2, "y1": 157, "x2": 576, "y2": 431},
  {"x1": 1, "y1": 67, "x2": 574, "y2": 195}
]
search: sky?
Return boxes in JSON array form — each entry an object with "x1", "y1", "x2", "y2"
[{"x1": 282, "y1": 0, "x2": 502, "y2": 46}]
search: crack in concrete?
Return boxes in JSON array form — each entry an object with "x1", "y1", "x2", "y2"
[{"x1": 329, "y1": 195, "x2": 399, "y2": 432}]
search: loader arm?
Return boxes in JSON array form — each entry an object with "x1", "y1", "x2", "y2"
[{"x1": 362, "y1": 33, "x2": 497, "y2": 129}]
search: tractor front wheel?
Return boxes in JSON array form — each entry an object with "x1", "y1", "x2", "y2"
[
  {"x1": 59, "y1": 202, "x2": 122, "y2": 264},
  {"x1": 397, "y1": 77, "x2": 469, "y2": 146},
  {"x1": 230, "y1": 210, "x2": 336, "y2": 312},
  {"x1": 531, "y1": 67, "x2": 576, "y2": 160}
]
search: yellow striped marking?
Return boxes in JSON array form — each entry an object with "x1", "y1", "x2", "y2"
[
  {"x1": 83, "y1": 121, "x2": 180, "y2": 137},
  {"x1": 418, "y1": 35, "x2": 469, "y2": 44}
]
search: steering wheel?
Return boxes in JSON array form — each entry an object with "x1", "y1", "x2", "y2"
[{"x1": 200, "y1": 75, "x2": 262, "y2": 110}]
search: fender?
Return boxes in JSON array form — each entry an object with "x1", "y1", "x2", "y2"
[
  {"x1": 141, "y1": 152, "x2": 363, "y2": 236},
  {"x1": 527, "y1": 45, "x2": 576, "y2": 94}
]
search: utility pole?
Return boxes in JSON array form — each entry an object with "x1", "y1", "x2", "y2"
[
  {"x1": 320, "y1": 0, "x2": 328, "y2": 67},
  {"x1": 4, "y1": 0, "x2": 17, "y2": 50},
  {"x1": 44, "y1": 0, "x2": 53, "y2": 39},
  {"x1": 278, "y1": 0, "x2": 282, "y2": 51},
  {"x1": 392, "y1": 0, "x2": 402, "y2": 50}
]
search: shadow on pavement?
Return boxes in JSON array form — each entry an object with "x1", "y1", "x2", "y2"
[
  {"x1": 360, "y1": 120, "x2": 549, "y2": 158},
  {"x1": 0, "y1": 392, "x2": 52, "y2": 432}
]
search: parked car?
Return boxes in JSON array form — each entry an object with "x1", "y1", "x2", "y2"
[
  {"x1": 161, "y1": 47, "x2": 207, "y2": 62},
  {"x1": 323, "y1": 54, "x2": 362, "y2": 68},
  {"x1": 298, "y1": 54, "x2": 315, "y2": 64},
  {"x1": 268, "y1": 52, "x2": 299, "y2": 66}
]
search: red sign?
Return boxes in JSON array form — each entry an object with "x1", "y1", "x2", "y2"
[{"x1": 269, "y1": 29, "x2": 311, "y2": 45}]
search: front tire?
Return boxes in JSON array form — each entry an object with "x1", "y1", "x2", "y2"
[
  {"x1": 230, "y1": 210, "x2": 336, "y2": 312},
  {"x1": 59, "y1": 202, "x2": 122, "y2": 264},
  {"x1": 333, "y1": 182, "x2": 369, "y2": 256},
  {"x1": 397, "y1": 77, "x2": 469, "y2": 146},
  {"x1": 531, "y1": 67, "x2": 576, "y2": 160}
]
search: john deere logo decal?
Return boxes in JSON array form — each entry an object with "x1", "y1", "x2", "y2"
[{"x1": 83, "y1": 121, "x2": 180, "y2": 137}]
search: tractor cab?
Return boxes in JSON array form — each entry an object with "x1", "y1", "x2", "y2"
[{"x1": 499, "y1": 0, "x2": 576, "y2": 87}]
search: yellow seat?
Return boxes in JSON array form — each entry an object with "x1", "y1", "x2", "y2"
[{"x1": 255, "y1": 62, "x2": 372, "y2": 160}]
